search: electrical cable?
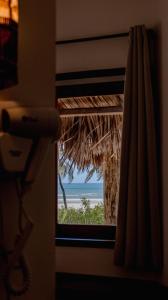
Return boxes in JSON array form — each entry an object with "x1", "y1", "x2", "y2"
[
  {"x1": 4, "y1": 179, "x2": 33, "y2": 298},
  {"x1": 5, "y1": 254, "x2": 31, "y2": 297},
  {"x1": 0, "y1": 186, "x2": 10, "y2": 300}
]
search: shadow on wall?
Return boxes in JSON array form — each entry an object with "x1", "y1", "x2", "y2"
[{"x1": 56, "y1": 272, "x2": 168, "y2": 300}]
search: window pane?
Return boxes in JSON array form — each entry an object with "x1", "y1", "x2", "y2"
[
  {"x1": 58, "y1": 160, "x2": 104, "y2": 225},
  {"x1": 57, "y1": 95, "x2": 123, "y2": 225}
]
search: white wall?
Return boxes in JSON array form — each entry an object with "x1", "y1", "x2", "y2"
[
  {"x1": 56, "y1": 0, "x2": 168, "y2": 286},
  {"x1": 56, "y1": 0, "x2": 160, "y2": 73},
  {"x1": 0, "y1": 1, "x2": 55, "y2": 299}
]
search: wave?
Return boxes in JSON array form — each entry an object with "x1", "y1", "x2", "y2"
[
  {"x1": 58, "y1": 198, "x2": 103, "y2": 203},
  {"x1": 58, "y1": 183, "x2": 103, "y2": 200}
]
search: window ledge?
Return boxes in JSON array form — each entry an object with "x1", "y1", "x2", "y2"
[{"x1": 55, "y1": 237, "x2": 115, "y2": 248}]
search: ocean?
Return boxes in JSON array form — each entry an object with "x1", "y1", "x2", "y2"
[{"x1": 58, "y1": 182, "x2": 103, "y2": 208}]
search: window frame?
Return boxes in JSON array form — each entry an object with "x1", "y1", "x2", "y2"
[{"x1": 55, "y1": 68, "x2": 125, "y2": 248}]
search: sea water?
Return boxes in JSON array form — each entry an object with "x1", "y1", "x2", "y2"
[{"x1": 58, "y1": 182, "x2": 103, "y2": 208}]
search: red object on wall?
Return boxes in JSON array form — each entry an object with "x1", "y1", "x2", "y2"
[
  {"x1": 0, "y1": 0, "x2": 18, "y2": 90},
  {"x1": 0, "y1": 21, "x2": 18, "y2": 90}
]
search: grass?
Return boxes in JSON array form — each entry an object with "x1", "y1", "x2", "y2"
[{"x1": 58, "y1": 197, "x2": 104, "y2": 225}]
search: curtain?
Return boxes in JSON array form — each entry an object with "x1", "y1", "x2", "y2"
[
  {"x1": 114, "y1": 25, "x2": 162, "y2": 270},
  {"x1": 0, "y1": 0, "x2": 18, "y2": 90}
]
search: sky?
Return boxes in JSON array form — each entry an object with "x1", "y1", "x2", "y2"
[{"x1": 61, "y1": 168, "x2": 102, "y2": 183}]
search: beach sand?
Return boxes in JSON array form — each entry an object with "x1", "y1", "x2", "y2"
[{"x1": 58, "y1": 198, "x2": 103, "y2": 209}]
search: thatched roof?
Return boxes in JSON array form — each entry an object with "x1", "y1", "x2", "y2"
[
  {"x1": 58, "y1": 95, "x2": 123, "y2": 176},
  {"x1": 58, "y1": 95, "x2": 122, "y2": 109}
]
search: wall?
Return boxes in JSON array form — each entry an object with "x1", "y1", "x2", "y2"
[
  {"x1": 159, "y1": 0, "x2": 168, "y2": 286},
  {"x1": 56, "y1": 0, "x2": 160, "y2": 73},
  {"x1": 0, "y1": 0, "x2": 55, "y2": 299},
  {"x1": 56, "y1": 0, "x2": 168, "y2": 286}
]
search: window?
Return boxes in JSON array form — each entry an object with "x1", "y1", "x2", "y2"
[{"x1": 56, "y1": 68, "x2": 124, "y2": 247}]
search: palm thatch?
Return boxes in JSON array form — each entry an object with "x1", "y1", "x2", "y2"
[{"x1": 58, "y1": 95, "x2": 123, "y2": 224}]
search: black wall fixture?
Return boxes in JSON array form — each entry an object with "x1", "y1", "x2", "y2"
[{"x1": 56, "y1": 30, "x2": 153, "y2": 45}]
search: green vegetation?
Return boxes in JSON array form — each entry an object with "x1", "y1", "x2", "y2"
[{"x1": 58, "y1": 197, "x2": 104, "y2": 225}]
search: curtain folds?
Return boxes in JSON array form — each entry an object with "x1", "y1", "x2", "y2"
[{"x1": 114, "y1": 25, "x2": 162, "y2": 270}]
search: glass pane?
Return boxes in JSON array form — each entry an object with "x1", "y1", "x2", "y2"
[
  {"x1": 58, "y1": 161, "x2": 104, "y2": 225},
  {"x1": 57, "y1": 94, "x2": 123, "y2": 225}
]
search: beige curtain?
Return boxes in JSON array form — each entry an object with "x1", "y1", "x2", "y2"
[{"x1": 114, "y1": 25, "x2": 162, "y2": 270}]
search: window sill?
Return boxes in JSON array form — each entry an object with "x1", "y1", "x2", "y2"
[
  {"x1": 56, "y1": 224, "x2": 116, "y2": 248},
  {"x1": 55, "y1": 237, "x2": 115, "y2": 248}
]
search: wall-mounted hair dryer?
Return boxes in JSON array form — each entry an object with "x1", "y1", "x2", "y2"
[
  {"x1": 0, "y1": 102, "x2": 61, "y2": 182},
  {"x1": 0, "y1": 102, "x2": 61, "y2": 298}
]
